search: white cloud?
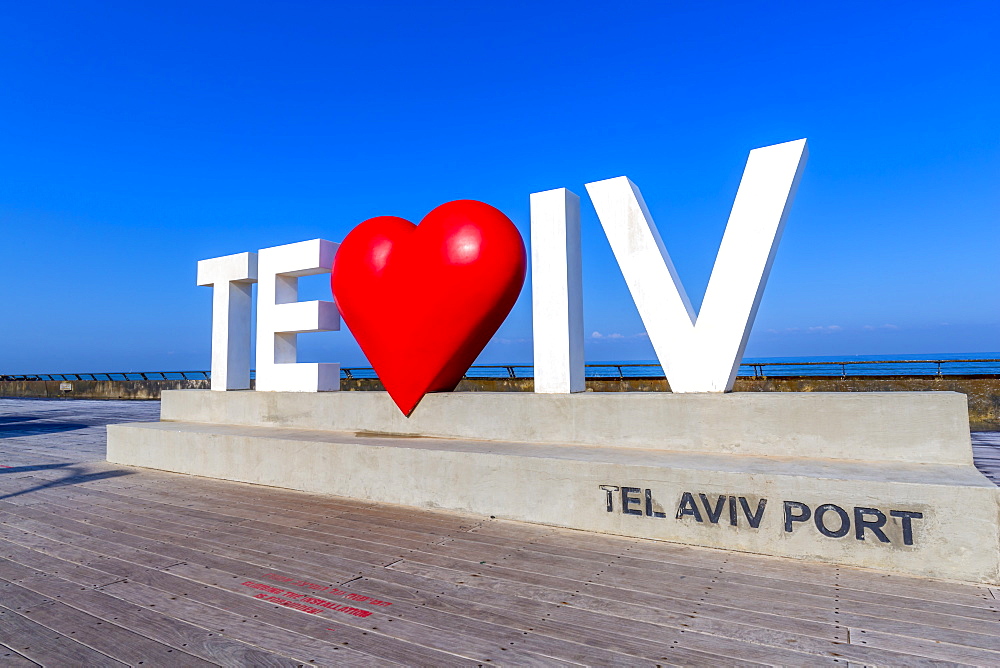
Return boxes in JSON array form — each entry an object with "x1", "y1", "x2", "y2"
[
  {"x1": 496, "y1": 337, "x2": 528, "y2": 344},
  {"x1": 591, "y1": 331, "x2": 652, "y2": 341}
]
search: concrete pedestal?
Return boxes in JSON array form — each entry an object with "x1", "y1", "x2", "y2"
[{"x1": 107, "y1": 390, "x2": 1000, "y2": 584}]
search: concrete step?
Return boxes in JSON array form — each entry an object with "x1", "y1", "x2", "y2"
[{"x1": 108, "y1": 417, "x2": 1000, "y2": 585}]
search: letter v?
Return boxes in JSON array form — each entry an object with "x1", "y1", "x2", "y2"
[{"x1": 585, "y1": 139, "x2": 808, "y2": 392}]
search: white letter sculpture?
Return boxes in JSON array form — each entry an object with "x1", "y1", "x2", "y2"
[
  {"x1": 256, "y1": 239, "x2": 341, "y2": 392},
  {"x1": 532, "y1": 138, "x2": 809, "y2": 393},
  {"x1": 531, "y1": 188, "x2": 586, "y2": 393},
  {"x1": 587, "y1": 138, "x2": 808, "y2": 392},
  {"x1": 197, "y1": 252, "x2": 258, "y2": 391}
]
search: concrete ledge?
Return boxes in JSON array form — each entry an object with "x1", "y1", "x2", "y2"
[
  {"x1": 107, "y1": 419, "x2": 1000, "y2": 584},
  {"x1": 160, "y1": 390, "x2": 972, "y2": 465},
  {"x1": 108, "y1": 390, "x2": 1000, "y2": 583}
]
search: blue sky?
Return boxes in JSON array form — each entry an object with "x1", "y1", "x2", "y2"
[{"x1": 0, "y1": 1, "x2": 997, "y2": 372}]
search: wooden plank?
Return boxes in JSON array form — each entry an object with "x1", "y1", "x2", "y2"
[
  {"x1": 90, "y1": 482, "x2": 464, "y2": 550},
  {"x1": 13, "y1": 480, "x2": 752, "y2": 632},
  {"x1": 1, "y1": 545, "x2": 457, "y2": 668},
  {"x1": 97, "y1": 532, "x2": 812, "y2": 668},
  {"x1": 158, "y1": 486, "x2": 508, "y2": 550},
  {"x1": 361, "y1": 564, "x2": 950, "y2": 667},
  {"x1": 578, "y1": 531, "x2": 994, "y2": 604},
  {"x1": 158, "y1": 560, "x2": 752, "y2": 667},
  {"x1": 82, "y1": 476, "x2": 994, "y2": 614},
  {"x1": 0, "y1": 494, "x2": 344, "y2": 578},
  {"x1": 0, "y1": 579, "x2": 212, "y2": 666},
  {"x1": 0, "y1": 488, "x2": 976, "y2": 664},
  {"x1": 19, "y1": 499, "x2": 372, "y2": 585},
  {"x1": 0, "y1": 469, "x2": 139, "y2": 504},
  {"x1": 2, "y1": 399, "x2": 998, "y2": 667},
  {"x1": 0, "y1": 440, "x2": 109, "y2": 461},
  {"x1": 356, "y1": 570, "x2": 831, "y2": 666},
  {"x1": 849, "y1": 627, "x2": 1000, "y2": 665},
  {"x1": 3, "y1": 490, "x2": 389, "y2": 589},
  {"x1": 531, "y1": 538, "x2": 996, "y2": 609},
  {"x1": 514, "y1": 525, "x2": 992, "y2": 603},
  {"x1": 114, "y1": 555, "x2": 634, "y2": 666},
  {"x1": 0, "y1": 607, "x2": 126, "y2": 667},
  {"x1": 0, "y1": 558, "x2": 305, "y2": 666},
  {"x1": 0, "y1": 525, "x2": 485, "y2": 668},
  {"x1": 73, "y1": 488, "x2": 442, "y2": 559},
  {"x1": 0, "y1": 529, "x2": 126, "y2": 587},
  {"x1": 389, "y1": 558, "x2": 842, "y2": 638},
  {"x1": 459, "y1": 521, "x2": 994, "y2": 609},
  {"x1": 390, "y1": 551, "x2": 1000, "y2": 641},
  {"x1": 5, "y1": 487, "x2": 411, "y2": 569},
  {"x1": 97, "y1": 580, "x2": 400, "y2": 667},
  {"x1": 0, "y1": 508, "x2": 186, "y2": 570},
  {"x1": 0, "y1": 491, "x2": 389, "y2": 585},
  {"x1": 387, "y1": 557, "x2": 1000, "y2": 655},
  {"x1": 97, "y1": 512, "x2": 401, "y2": 578},
  {"x1": 91, "y1": 561, "x2": 521, "y2": 666},
  {"x1": 70, "y1": 487, "x2": 471, "y2": 570},
  {"x1": 135, "y1": 562, "x2": 581, "y2": 667},
  {"x1": 76, "y1": 484, "x2": 491, "y2": 560},
  {"x1": 0, "y1": 507, "x2": 189, "y2": 572},
  {"x1": 96, "y1": 473, "x2": 481, "y2": 531},
  {"x1": 0, "y1": 503, "x2": 374, "y2": 622},
  {"x1": 424, "y1": 538, "x2": 1000, "y2": 622},
  {"x1": 0, "y1": 470, "x2": 784, "y2": 588},
  {"x1": 7, "y1": 472, "x2": 1000, "y2": 660},
  {"x1": 0, "y1": 643, "x2": 40, "y2": 668}
]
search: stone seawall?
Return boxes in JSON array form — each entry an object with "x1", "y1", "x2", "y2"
[
  {"x1": 0, "y1": 379, "x2": 209, "y2": 400},
  {"x1": 3, "y1": 375, "x2": 998, "y2": 430}
]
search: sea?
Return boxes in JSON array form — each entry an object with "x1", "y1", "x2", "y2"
[
  {"x1": 448, "y1": 352, "x2": 1000, "y2": 380},
  {"x1": 11, "y1": 353, "x2": 999, "y2": 383}
]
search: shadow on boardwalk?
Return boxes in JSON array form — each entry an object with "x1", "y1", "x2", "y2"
[{"x1": 0, "y1": 464, "x2": 133, "y2": 500}]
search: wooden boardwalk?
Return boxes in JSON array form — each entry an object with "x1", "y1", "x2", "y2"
[{"x1": 0, "y1": 398, "x2": 998, "y2": 667}]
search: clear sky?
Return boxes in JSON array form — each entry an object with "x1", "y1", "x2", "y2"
[{"x1": 0, "y1": 1, "x2": 997, "y2": 373}]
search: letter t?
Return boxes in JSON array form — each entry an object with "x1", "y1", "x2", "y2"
[{"x1": 197, "y1": 252, "x2": 258, "y2": 390}]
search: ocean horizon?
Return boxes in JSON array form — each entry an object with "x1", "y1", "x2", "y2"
[
  {"x1": 435, "y1": 352, "x2": 1000, "y2": 379},
  {"x1": 6, "y1": 352, "x2": 999, "y2": 382}
]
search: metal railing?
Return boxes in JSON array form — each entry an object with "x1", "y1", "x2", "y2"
[
  {"x1": 5, "y1": 359, "x2": 999, "y2": 382},
  {"x1": 0, "y1": 371, "x2": 211, "y2": 382},
  {"x1": 738, "y1": 359, "x2": 1000, "y2": 379}
]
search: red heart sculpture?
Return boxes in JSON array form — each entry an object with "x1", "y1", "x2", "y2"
[{"x1": 332, "y1": 200, "x2": 527, "y2": 416}]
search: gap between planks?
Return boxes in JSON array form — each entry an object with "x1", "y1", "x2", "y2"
[
  {"x1": 24, "y1": 467, "x2": 994, "y2": 613},
  {"x1": 17, "y1": 475, "x2": 997, "y2": 625},
  {"x1": 0, "y1": 490, "x2": 992, "y2": 668}
]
